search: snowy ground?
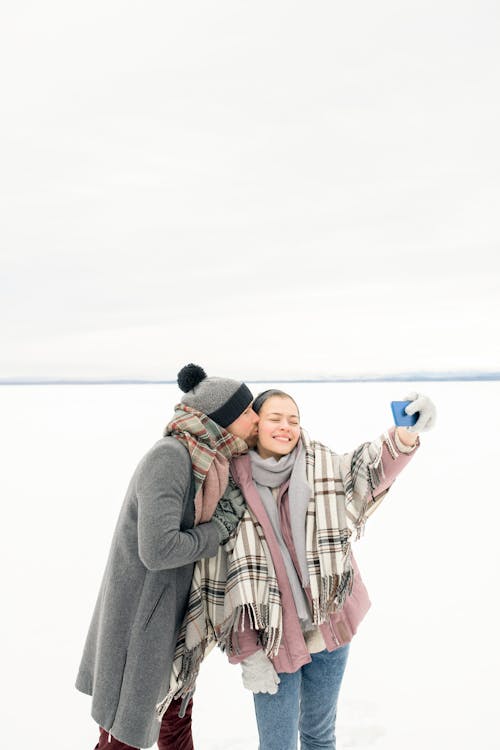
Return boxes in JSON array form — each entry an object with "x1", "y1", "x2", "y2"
[{"x1": 2, "y1": 381, "x2": 498, "y2": 749}]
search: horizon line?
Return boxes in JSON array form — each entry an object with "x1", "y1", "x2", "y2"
[{"x1": 1, "y1": 370, "x2": 500, "y2": 385}]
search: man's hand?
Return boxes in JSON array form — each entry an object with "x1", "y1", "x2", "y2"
[
  {"x1": 241, "y1": 650, "x2": 281, "y2": 694},
  {"x1": 404, "y1": 392, "x2": 437, "y2": 433},
  {"x1": 211, "y1": 478, "x2": 246, "y2": 544}
]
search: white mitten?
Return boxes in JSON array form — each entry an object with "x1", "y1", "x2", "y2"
[
  {"x1": 403, "y1": 392, "x2": 437, "y2": 433},
  {"x1": 241, "y1": 650, "x2": 280, "y2": 694}
]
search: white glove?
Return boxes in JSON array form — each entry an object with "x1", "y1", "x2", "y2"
[
  {"x1": 241, "y1": 650, "x2": 280, "y2": 694},
  {"x1": 404, "y1": 392, "x2": 436, "y2": 433}
]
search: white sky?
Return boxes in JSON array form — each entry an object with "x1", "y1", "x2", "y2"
[{"x1": 1, "y1": 1, "x2": 499, "y2": 380}]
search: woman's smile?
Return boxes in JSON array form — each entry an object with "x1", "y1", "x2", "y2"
[{"x1": 256, "y1": 395, "x2": 301, "y2": 460}]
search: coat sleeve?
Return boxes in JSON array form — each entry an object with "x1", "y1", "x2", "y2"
[
  {"x1": 334, "y1": 426, "x2": 420, "y2": 535},
  {"x1": 135, "y1": 439, "x2": 221, "y2": 571}
]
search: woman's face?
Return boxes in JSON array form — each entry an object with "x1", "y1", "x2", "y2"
[{"x1": 256, "y1": 395, "x2": 301, "y2": 460}]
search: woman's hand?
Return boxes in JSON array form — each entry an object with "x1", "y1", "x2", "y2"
[
  {"x1": 403, "y1": 392, "x2": 437, "y2": 433},
  {"x1": 241, "y1": 650, "x2": 280, "y2": 694}
]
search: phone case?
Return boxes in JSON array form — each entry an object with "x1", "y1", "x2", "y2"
[{"x1": 390, "y1": 400, "x2": 418, "y2": 427}]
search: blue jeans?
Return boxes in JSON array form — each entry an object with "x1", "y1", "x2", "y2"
[{"x1": 253, "y1": 645, "x2": 350, "y2": 750}]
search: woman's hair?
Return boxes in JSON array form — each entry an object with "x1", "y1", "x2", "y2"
[{"x1": 252, "y1": 389, "x2": 300, "y2": 417}]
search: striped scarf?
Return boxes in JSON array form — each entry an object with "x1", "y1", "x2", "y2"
[
  {"x1": 164, "y1": 404, "x2": 248, "y2": 525},
  {"x1": 156, "y1": 429, "x2": 387, "y2": 720}
]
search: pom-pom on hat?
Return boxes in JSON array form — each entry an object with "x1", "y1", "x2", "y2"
[{"x1": 177, "y1": 363, "x2": 253, "y2": 428}]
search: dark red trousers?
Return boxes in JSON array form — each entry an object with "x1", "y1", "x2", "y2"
[{"x1": 93, "y1": 697, "x2": 193, "y2": 750}]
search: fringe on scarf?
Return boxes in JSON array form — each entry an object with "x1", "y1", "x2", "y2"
[
  {"x1": 155, "y1": 603, "x2": 282, "y2": 722},
  {"x1": 156, "y1": 634, "x2": 214, "y2": 720},
  {"x1": 216, "y1": 603, "x2": 282, "y2": 658},
  {"x1": 350, "y1": 437, "x2": 385, "y2": 540},
  {"x1": 310, "y1": 569, "x2": 355, "y2": 624}
]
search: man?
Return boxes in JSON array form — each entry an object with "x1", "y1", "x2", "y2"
[{"x1": 75, "y1": 363, "x2": 259, "y2": 750}]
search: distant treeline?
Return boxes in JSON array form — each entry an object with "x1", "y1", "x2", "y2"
[{"x1": 2, "y1": 372, "x2": 500, "y2": 385}]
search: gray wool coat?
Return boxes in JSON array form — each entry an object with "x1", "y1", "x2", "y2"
[{"x1": 75, "y1": 437, "x2": 221, "y2": 748}]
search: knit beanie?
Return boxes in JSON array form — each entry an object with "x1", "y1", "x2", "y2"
[{"x1": 177, "y1": 363, "x2": 253, "y2": 428}]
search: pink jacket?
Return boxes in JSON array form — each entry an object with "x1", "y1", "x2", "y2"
[{"x1": 227, "y1": 427, "x2": 419, "y2": 674}]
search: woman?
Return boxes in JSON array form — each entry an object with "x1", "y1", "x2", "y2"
[{"x1": 161, "y1": 388, "x2": 435, "y2": 750}]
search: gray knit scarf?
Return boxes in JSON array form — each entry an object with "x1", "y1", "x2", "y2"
[{"x1": 249, "y1": 446, "x2": 313, "y2": 628}]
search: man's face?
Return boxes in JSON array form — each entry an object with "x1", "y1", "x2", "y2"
[{"x1": 226, "y1": 403, "x2": 259, "y2": 448}]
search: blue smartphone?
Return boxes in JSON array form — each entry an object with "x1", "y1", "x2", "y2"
[{"x1": 390, "y1": 400, "x2": 418, "y2": 427}]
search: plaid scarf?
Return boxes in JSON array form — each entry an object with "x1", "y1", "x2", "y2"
[
  {"x1": 156, "y1": 429, "x2": 387, "y2": 720},
  {"x1": 164, "y1": 404, "x2": 248, "y2": 525}
]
